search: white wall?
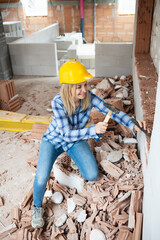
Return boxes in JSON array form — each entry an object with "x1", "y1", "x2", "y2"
[
  {"x1": 132, "y1": 0, "x2": 160, "y2": 239},
  {"x1": 142, "y1": 0, "x2": 160, "y2": 239},
  {"x1": 13, "y1": 23, "x2": 59, "y2": 43},
  {"x1": 95, "y1": 43, "x2": 133, "y2": 77},
  {"x1": 150, "y1": 0, "x2": 160, "y2": 74},
  {"x1": 8, "y1": 23, "x2": 59, "y2": 76}
]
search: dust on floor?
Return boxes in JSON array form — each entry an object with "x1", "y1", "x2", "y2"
[{"x1": 0, "y1": 76, "x2": 60, "y2": 231}]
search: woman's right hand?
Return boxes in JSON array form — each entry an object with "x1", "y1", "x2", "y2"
[{"x1": 95, "y1": 122, "x2": 108, "y2": 134}]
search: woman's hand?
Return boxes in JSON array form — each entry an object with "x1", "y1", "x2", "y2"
[
  {"x1": 95, "y1": 122, "x2": 108, "y2": 134},
  {"x1": 133, "y1": 120, "x2": 151, "y2": 134}
]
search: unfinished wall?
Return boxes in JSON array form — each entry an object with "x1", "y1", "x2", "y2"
[
  {"x1": 142, "y1": 0, "x2": 160, "y2": 239},
  {"x1": 95, "y1": 42, "x2": 133, "y2": 77},
  {"x1": 132, "y1": 0, "x2": 160, "y2": 239},
  {"x1": 0, "y1": 0, "x2": 135, "y2": 43},
  {"x1": 8, "y1": 23, "x2": 59, "y2": 76}
]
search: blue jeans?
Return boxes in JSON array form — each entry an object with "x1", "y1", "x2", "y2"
[{"x1": 33, "y1": 140, "x2": 99, "y2": 207}]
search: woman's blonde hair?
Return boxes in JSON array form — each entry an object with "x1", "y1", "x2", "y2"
[{"x1": 60, "y1": 83, "x2": 90, "y2": 116}]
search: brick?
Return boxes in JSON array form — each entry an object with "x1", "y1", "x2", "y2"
[
  {"x1": 0, "y1": 80, "x2": 16, "y2": 101},
  {"x1": 21, "y1": 187, "x2": 33, "y2": 211},
  {"x1": 31, "y1": 123, "x2": 48, "y2": 140},
  {"x1": 132, "y1": 212, "x2": 143, "y2": 240},
  {"x1": 0, "y1": 223, "x2": 17, "y2": 239},
  {"x1": 11, "y1": 207, "x2": 21, "y2": 222},
  {"x1": 100, "y1": 160, "x2": 124, "y2": 179}
]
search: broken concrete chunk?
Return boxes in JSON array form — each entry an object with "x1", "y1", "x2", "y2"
[
  {"x1": 44, "y1": 190, "x2": 52, "y2": 198},
  {"x1": 107, "y1": 150, "x2": 123, "y2": 163},
  {"x1": 95, "y1": 146, "x2": 102, "y2": 153},
  {"x1": 128, "y1": 191, "x2": 136, "y2": 229},
  {"x1": 123, "y1": 138, "x2": 138, "y2": 144},
  {"x1": 96, "y1": 79, "x2": 111, "y2": 91},
  {"x1": 122, "y1": 151, "x2": 130, "y2": 162},
  {"x1": 123, "y1": 100, "x2": 131, "y2": 105},
  {"x1": 51, "y1": 192, "x2": 63, "y2": 204},
  {"x1": 115, "y1": 85, "x2": 122, "y2": 90},
  {"x1": 77, "y1": 210, "x2": 87, "y2": 223},
  {"x1": 53, "y1": 163, "x2": 84, "y2": 193},
  {"x1": 67, "y1": 198, "x2": 76, "y2": 214},
  {"x1": 122, "y1": 88, "x2": 128, "y2": 98},
  {"x1": 90, "y1": 229, "x2": 106, "y2": 240},
  {"x1": 71, "y1": 159, "x2": 78, "y2": 170},
  {"x1": 108, "y1": 78, "x2": 115, "y2": 85},
  {"x1": 120, "y1": 75, "x2": 126, "y2": 80},
  {"x1": 119, "y1": 135, "x2": 123, "y2": 143},
  {"x1": 116, "y1": 93, "x2": 123, "y2": 98},
  {"x1": 55, "y1": 214, "x2": 67, "y2": 227}
]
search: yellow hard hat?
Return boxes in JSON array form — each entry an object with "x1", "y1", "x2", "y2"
[{"x1": 59, "y1": 60, "x2": 93, "y2": 84}]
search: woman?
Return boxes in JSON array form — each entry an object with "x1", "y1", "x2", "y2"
[{"x1": 31, "y1": 60, "x2": 148, "y2": 228}]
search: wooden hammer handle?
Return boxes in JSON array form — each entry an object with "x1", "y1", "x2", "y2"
[
  {"x1": 94, "y1": 110, "x2": 113, "y2": 142},
  {"x1": 104, "y1": 110, "x2": 113, "y2": 123}
]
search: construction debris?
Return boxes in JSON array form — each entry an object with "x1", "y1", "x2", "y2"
[
  {"x1": 0, "y1": 197, "x2": 4, "y2": 206},
  {"x1": 2, "y1": 75, "x2": 145, "y2": 239},
  {"x1": 90, "y1": 228, "x2": 106, "y2": 240},
  {"x1": 0, "y1": 80, "x2": 21, "y2": 111},
  {"x1": 51, "y1": 192, "x2": 64, "y2": 204}
]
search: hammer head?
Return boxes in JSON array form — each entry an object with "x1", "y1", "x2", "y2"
[{"x1": 104, "y1": 102, "x2": 121, "y2": 114}]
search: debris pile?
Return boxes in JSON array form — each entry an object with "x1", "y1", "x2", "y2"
[
  {"x1": 0, "y1": 76, "x2": 145, "y2": 240},
  {"x1": 0, "y1": 80, "x2": 20, "y2": 111}
]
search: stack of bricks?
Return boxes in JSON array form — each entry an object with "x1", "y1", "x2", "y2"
[{"x1": 0, "y1": 80, "x2": 21, "y2": 111}]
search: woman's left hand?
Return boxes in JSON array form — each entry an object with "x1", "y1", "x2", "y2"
[{"x1": 133, "y1": 120, "x2": 151, "y2": 133}]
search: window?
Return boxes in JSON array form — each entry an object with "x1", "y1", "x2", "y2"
[
  {"x1": 118, "y1": 0, "x2": 136, "y2": 15},
  {"x1": 21, "y1": 0, "x2": 48, "y2": 16}
]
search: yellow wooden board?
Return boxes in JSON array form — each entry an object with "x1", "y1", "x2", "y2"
[
  {"x1": 0, "y1": 110, "x2": 27, "y2": 122},
  {"x1": 0, "y1": 110, "x2": 52, "y2": 132}
]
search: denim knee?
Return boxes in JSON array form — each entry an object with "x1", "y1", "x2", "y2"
[
  {"x1": 35, "y1": 174, "x2": 49, "y2": 187},
  {"x1": 84, "y1": 169, "x2": 99, "y2": 181}
]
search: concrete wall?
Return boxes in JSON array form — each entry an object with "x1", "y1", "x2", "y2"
[
  {"x1": 13, "y1": 23, "x2": 59, "y2": 43},
  {"x1": 142, "y1": 0, "x2": 160, "y2": 239},
  {"x1": 150, "y1": 0, "x2": 160, "y2": 74},
  {"x1": 8, "y1": 23, "x2": 59, "y2": 76},
  {"x1": 132, "y1": 0, "x2": 160, "y2": 239},
  {"x1": 0, "y1": 1, "x2": 135, "y2": 43},
  {"x1": 95, "y1": 42, "x2": 133, "y2": 77}
]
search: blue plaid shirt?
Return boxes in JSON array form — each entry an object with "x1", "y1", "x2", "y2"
[{"x1": 42, "y1": 90, "x2": 135, "y2": 151}]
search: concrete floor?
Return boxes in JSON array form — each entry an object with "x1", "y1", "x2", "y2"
[{"x1": 0, "y1": 75, "x2": 60, "y2": 231}]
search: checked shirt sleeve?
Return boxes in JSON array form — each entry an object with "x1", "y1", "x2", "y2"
[
  {"x1": 91, "y1": 92, "x2": 135, "y2": 133},
  {"x1": 52, "y1": 98, "x2": 98, "y2": 142}
]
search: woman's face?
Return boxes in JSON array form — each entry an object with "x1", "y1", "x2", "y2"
[{"x1": 73, "y1": 81, "x2": 88, "y2": 101}]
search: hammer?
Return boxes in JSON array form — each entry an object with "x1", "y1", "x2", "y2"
[
  {"x1": 94, "y1": 102, "x2": 120, "y2": 142},
  {"x1": 94, "y1": 102, "x2": 151, "y2": 142}
]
